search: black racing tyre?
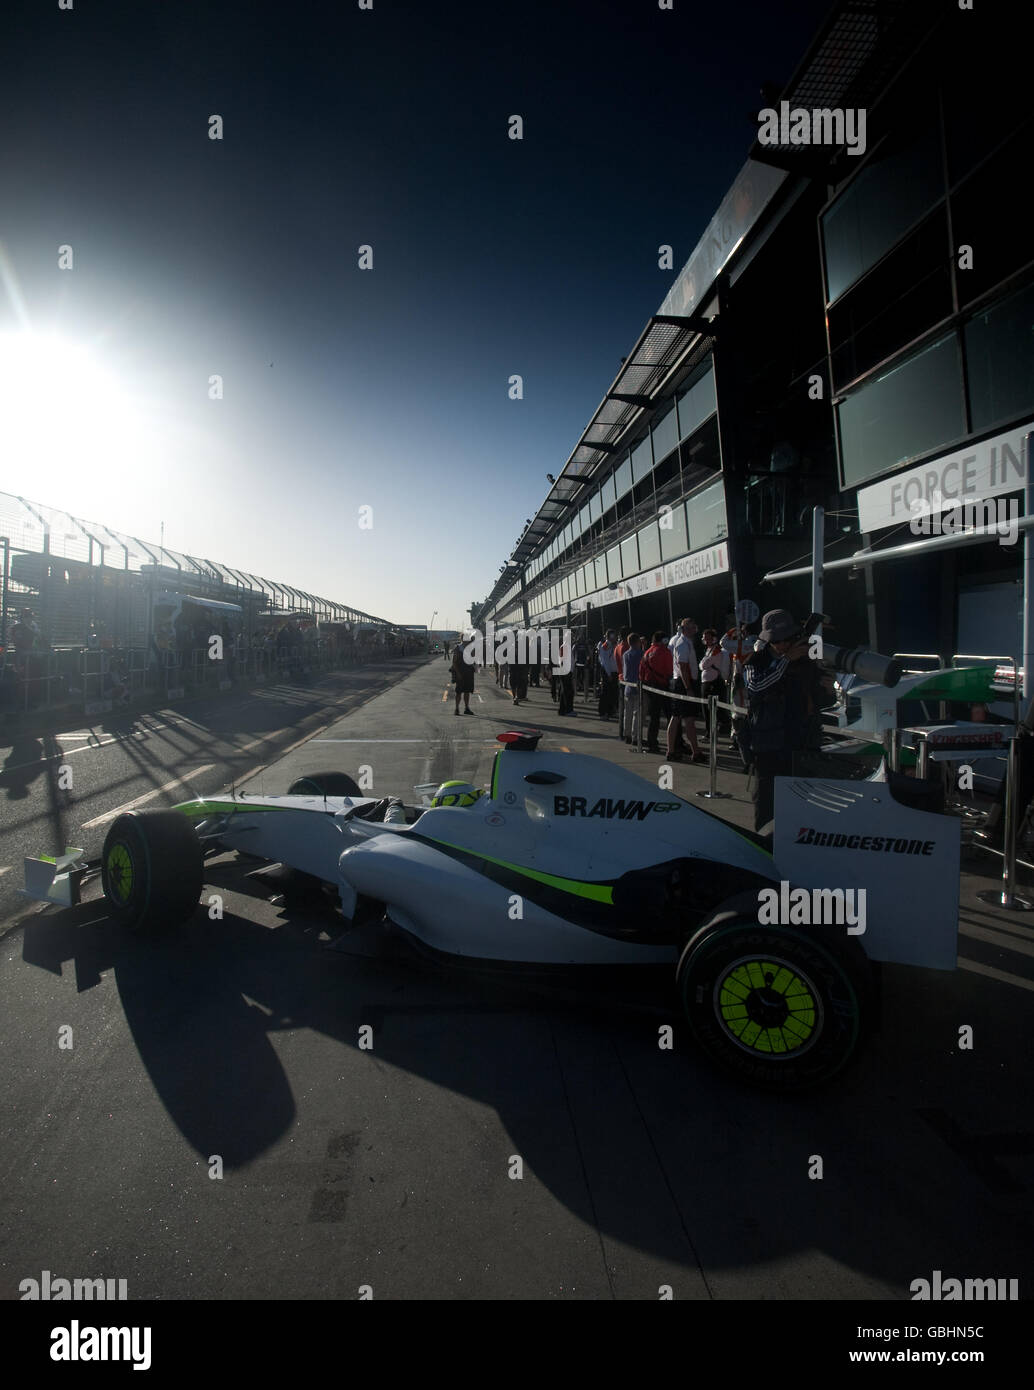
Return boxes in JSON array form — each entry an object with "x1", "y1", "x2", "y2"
[
  {"x1": 101, "y1": 809, "x2": 203, "y2": 932},
  {"x1": 287, "y1": 769, "x2": 363, "y2": 797},
  {"x1": 676, "y1": 919, "x2": 872, "y2": 1091}
]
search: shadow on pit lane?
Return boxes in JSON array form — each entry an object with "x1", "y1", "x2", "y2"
[
  {"x1": 1, "y1": 735, "x2": 49, "y2": 799},
  {"x1": 20, "y1": 884, "x2": 1034, "y2": 1283}
]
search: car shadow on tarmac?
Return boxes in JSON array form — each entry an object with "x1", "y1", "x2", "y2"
[{"x1": 18, "y1": 872, "x2": 1034, "y2": 1292}]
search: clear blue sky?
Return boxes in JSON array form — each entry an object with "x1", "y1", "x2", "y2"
[{"x1": 0, "y1": 0, "x2": 830, "y2": 630}]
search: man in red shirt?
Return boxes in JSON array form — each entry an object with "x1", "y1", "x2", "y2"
[{"x1": 637, "y1": 630, "x2": 674, "y2": 753}]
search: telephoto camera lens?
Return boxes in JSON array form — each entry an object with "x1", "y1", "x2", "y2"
[{"x1": 824, "y1": 643, "x2": 902, "y2": 688}]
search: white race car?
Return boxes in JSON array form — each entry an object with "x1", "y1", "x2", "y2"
[{"x1": 22, "y1": 731, "x2": 960, "y2": 1090}]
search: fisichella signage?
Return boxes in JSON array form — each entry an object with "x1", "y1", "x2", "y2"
[
  {"x1": 663, "y1": 542, "x2": 729, "y2": 587},
  {"x1": 856, "y1": 422, "x2": 1030, "y2": 533}
]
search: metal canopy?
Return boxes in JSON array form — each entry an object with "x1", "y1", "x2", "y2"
[
  {"x1": 748, "y1": 0, "x2": 945, "y2": 172},
  {"x1": 503, "y1": 313, "x2": 712, "y2": 575}
]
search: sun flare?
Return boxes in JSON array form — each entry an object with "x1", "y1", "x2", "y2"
[{"x1": 0, "y1": 331, "x2": 163, "y2": 515}]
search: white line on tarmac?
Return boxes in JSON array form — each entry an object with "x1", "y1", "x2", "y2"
[
  {"x1": 80, "y1": 766, "x2": 217, "y2": 828},
  {"x1": 959, "y1": 957, "x2": 1034, "y2": 994},
  {"x1": 0, "y1": 867, "x2": 11, "y2": 877},
  {"x1": 237, "y1": 727, "x2": 294, "y2": 753},
  {"x1": 312, "y1": 738, "x2": 436, "y2": 743}
]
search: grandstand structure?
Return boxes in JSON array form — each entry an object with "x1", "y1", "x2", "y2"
[{"x1": 0, "y1": 491, "x2": 401, "y2": 650}]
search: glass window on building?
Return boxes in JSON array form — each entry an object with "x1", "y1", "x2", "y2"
[
  {"x1": 638, "y1": 520, "x2": 661, "y2": 570},
  {"x1": 631, "y1": 435, "x2": 653, "y2": 484},
  {"x1": 659, "y1": 501, "x2": 688, "y2": 561},
  {"x1": 651, "y1": 402, "x2": 679, "y2": 467},
  {"x1": 681, "y1": 413, "x2": 722, "y2": 483},
  {"x1": 589, "y1": 490, "x2": 601, "y2": 524},
  {"x1": 614, "y1": 456, "x2": 633, "y2": 498},
  {"x1": 951, "y1": 125, "x2": 1033, "y2": 309},
  {"x1": 573, "y1": 568, "x2": 583, "y2": 597},
  {"x1": 677, "y1": 365, "x2": 716, "y2": 442},
  {"x1": 686, "y1": 479, "x2": 728, "y2": 552},
  {"x1": 838, "y1": 333, "x2": 965, "y2": 488},
  {"x1": 821, "y1": 114, "x2": 943, "y2": 305},
  {"x1": 582, "y1": 562, "x2": 594, "y2": 594},
  {"x1": 607, "y1": 544, "x2": 622, "y2": 581},
  {"x1": 594, "y1": 555, "x2": 608, "y2": 589},
  {"x1": 966, "y1": 278, "x2": 1034, "y2": 433},
  {"x1": 942, "y1": 34, "x2": 1030, "y2": 190},
  {"x1": 600, "y1": 474, "x2": 616, "y2": 511},
  {"x1": 621, "y1": 533, "x2": 639, "y2": 577},
  {"x1": 827, "y1": 209, "x2": 952, "y2": 393}
]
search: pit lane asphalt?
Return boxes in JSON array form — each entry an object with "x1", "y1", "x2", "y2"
[
  {"x1": 0, "y1": 657, "x2": 428, "y2": 929},
  {"x1": 0, "y1": 658, "x2": 1031, "y2": 1300}
]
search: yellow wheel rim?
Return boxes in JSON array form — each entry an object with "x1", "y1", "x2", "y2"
[
  {"x1": 106, "y1": 842, "x2": 133, "y2": 904},
  {"x1": 716, "y1": 956, "x2": 820, "y2": 1056}
]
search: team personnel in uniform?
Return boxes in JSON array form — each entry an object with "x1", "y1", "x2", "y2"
[{"x1": 744, "y1": 608, "x2": 832, "y2": 831}]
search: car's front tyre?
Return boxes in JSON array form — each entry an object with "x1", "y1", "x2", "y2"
[{"x1": 101, "y1": 809, "x2": 203, "y2": 932}]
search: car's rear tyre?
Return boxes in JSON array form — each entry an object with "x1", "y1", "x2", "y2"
[
  {"x1": 677, "y1": 918, "x2": 871, "y2": 1090},
  {"x1": 286, "y1": 769, "x2": 363, "y2": 797},
  {"x1": 101, "y1": 810, "x2": 203, "y2": 932}
]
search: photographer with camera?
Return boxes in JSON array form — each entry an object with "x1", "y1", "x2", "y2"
[{"x1": 744, "y1": 608, "x2": 834, "y2": 833}]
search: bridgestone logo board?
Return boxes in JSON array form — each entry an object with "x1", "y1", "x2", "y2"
[{"x1": 774, "y1": 778, "x2": 959, "y2": 970}]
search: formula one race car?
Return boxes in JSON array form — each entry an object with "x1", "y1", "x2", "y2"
[{"x1": 21, "y1": 731, "x2": 960, "y2": 1090}]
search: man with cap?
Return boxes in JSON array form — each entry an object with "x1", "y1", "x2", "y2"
[{"x1": 744, "y1": 608, "x2": 832, "y2": 832}]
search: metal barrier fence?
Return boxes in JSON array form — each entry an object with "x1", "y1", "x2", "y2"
[
  {"x1": 618, "y1": 678, "x2": 735, "y2": 799},
  {"x1": 501, "y1": 652, "x2": 1030, "y2": 911}
]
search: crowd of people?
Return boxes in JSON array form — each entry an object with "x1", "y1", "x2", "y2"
[{"x1": 445, "y1": 608, "x2": 840, "y2": 834}]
